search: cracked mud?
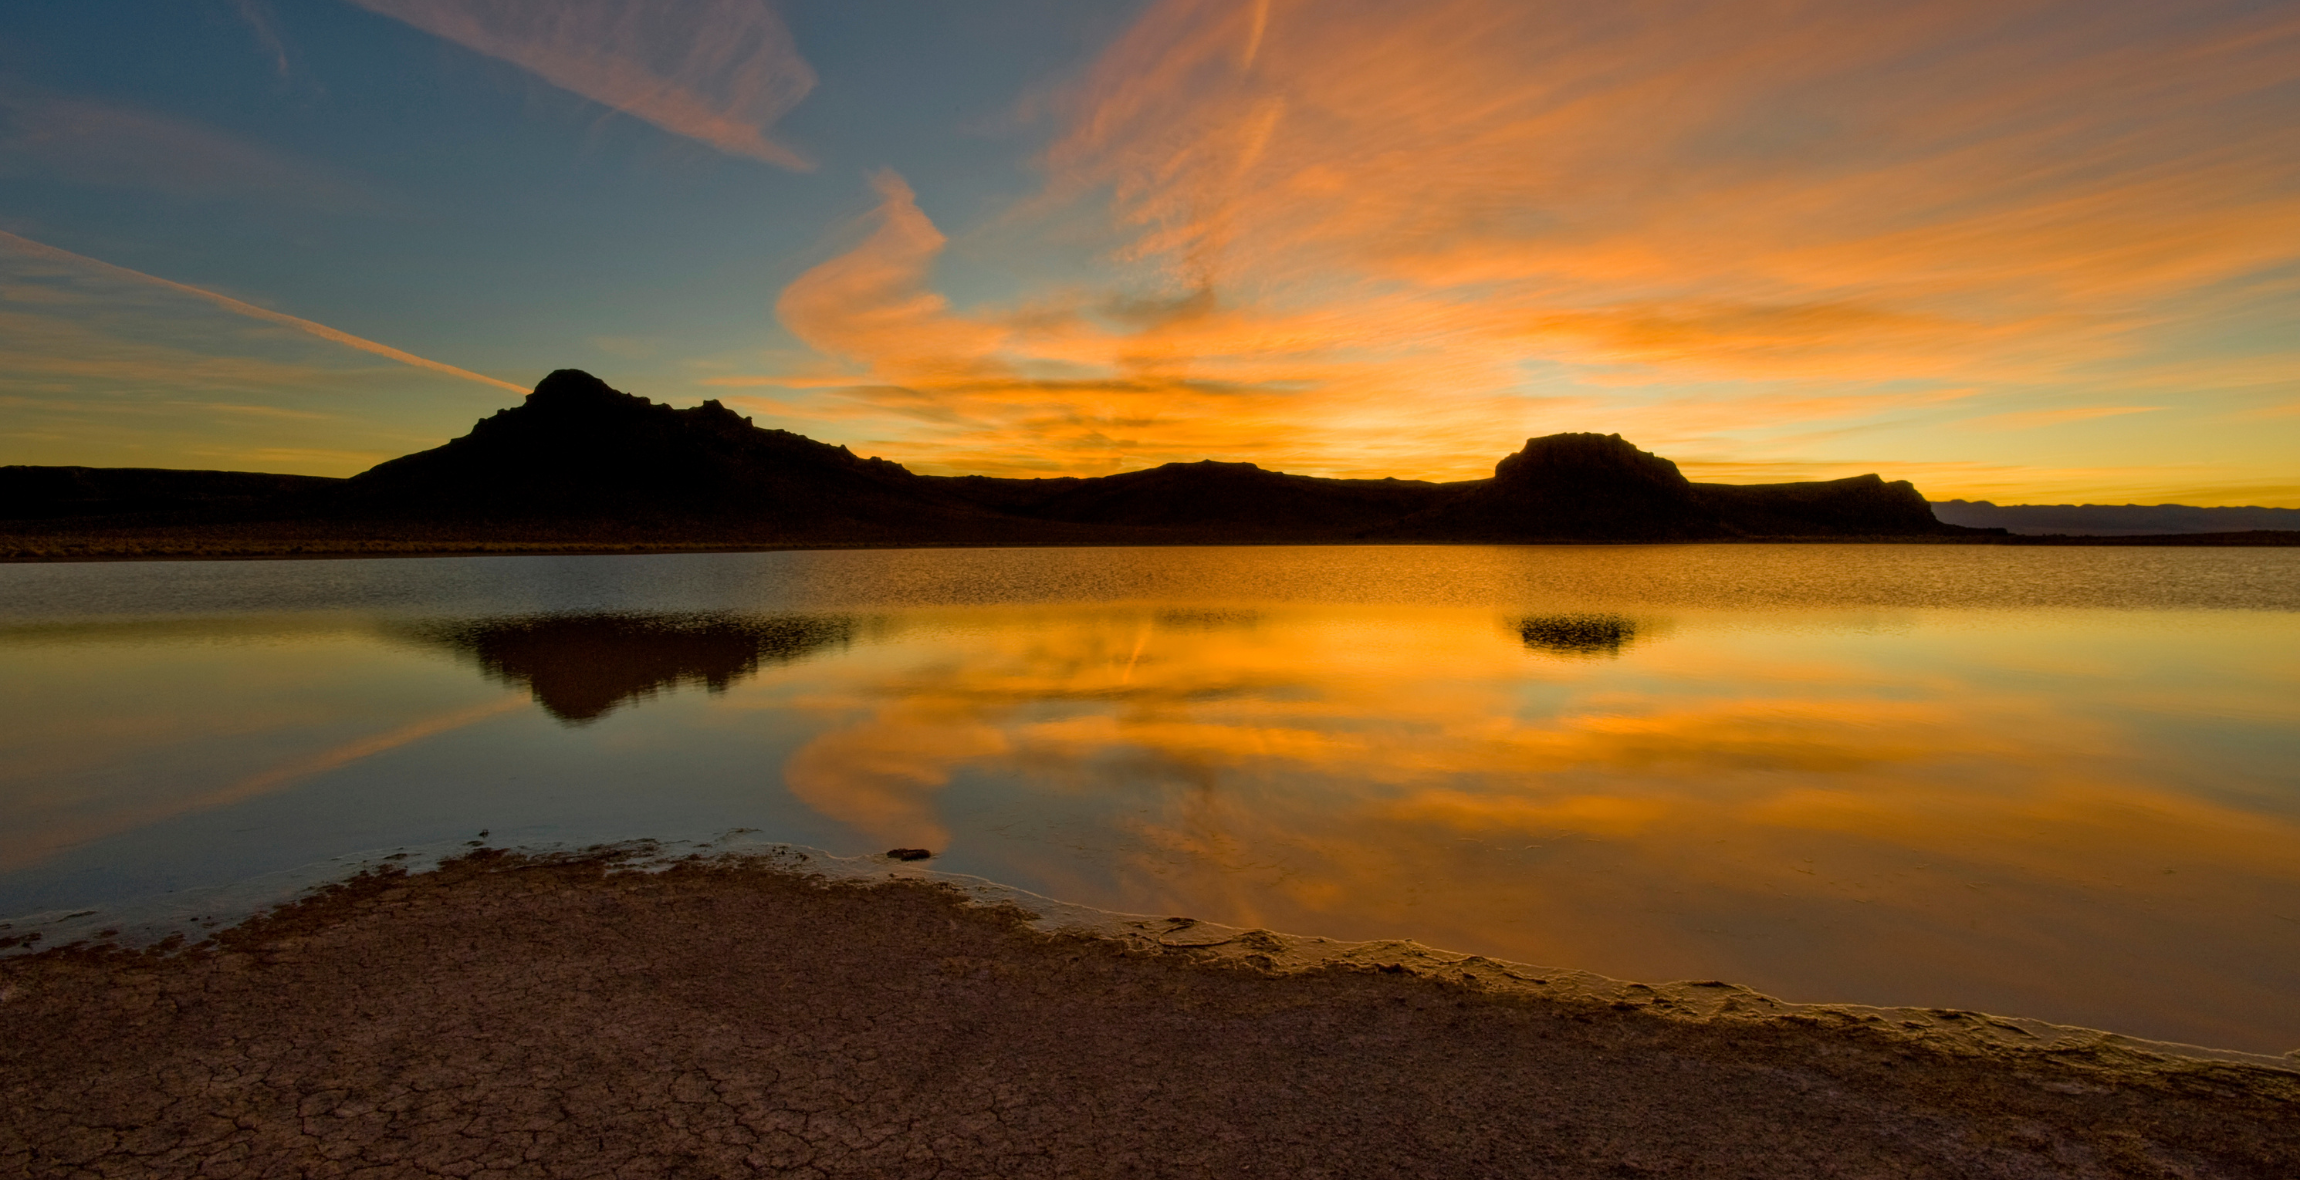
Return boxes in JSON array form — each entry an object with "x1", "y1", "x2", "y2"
[{"x1": 3, "y1": 852, "x2": 2295, "y2": 1178}]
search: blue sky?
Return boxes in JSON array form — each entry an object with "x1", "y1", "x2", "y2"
[{"x1": 3, "y1": 0, "x2": 2296, "y2": 504}]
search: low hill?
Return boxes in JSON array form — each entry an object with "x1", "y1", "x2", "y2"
[
  {"x1": 927, "y1": 463, "x2": 1447, "y2": 540},
  {"x1": 1930, "y1": 500, "x2": 2300, "y2": 536},
  {"x1": 0, "y1": 466, "x2": 342, "y2": 523}
]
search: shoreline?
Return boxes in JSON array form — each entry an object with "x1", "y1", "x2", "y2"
[
  {"x1": 12, "y1": 839, "x2": 2293, "y2": 1073},
  {"x1": 5, "y1": 846, "x2": 2296, "y2": 1177},
  {"x1": 4, "y1": 530, "x2": 2298, "y2": 564}
]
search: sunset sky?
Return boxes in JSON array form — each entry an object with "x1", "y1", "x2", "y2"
[{"x1": 4, "y1": 0, "x2": 2296, "y2": 505}]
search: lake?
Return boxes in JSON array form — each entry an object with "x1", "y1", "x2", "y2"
[{"x1": 3, "y1": 544, "x2": 2296, "y2": 1054}]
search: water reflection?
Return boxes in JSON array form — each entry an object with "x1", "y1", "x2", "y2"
[
  {"x1": 745, "y1": 605, "x2": 2300, "y2": 1051},
  {"x1": 2, "y1": 546, "x2": 2296, "y2": 1053},
  {"x1": 1516, "y1": 612, "x2": 1640, "y2": 656},
  {"x1": 406, "y1": 614, "x2": 854, "y2": 723}
]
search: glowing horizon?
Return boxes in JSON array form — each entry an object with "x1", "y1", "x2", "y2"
[{"x1": 2, "y1": 1, "x2": 2294, "y2": 505}]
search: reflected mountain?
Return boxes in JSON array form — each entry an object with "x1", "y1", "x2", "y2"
[
  {"x1": 409, "y1": 613, "x2": 855, "y2": 723},
  {"x1": 1516, "y1": 613, "x2": 1640, "y2": 657},
  {"x1": 1155, "y1": 608, "x2": 1260, "y2": 631}
]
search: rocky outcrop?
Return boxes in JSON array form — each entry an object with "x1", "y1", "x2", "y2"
[
  {"x1": 343, "y1": 370, "x2": 954, "y2": 536},
  {"x1": 1377, "y1": 433, "x2": 1727, "y2": 541}
]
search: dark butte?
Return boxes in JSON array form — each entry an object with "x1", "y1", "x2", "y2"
[{"x1": 4, "y1": 369, "x2": 2290, "y2": 547}]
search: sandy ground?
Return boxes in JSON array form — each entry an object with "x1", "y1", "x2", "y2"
[{"x1": 3, "y1": 852, "x2": 2295, "y2": 1179}]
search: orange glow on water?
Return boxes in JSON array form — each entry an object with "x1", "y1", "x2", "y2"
[
  {"x1": 744, "y1": 602, "x2": 2300, "y2": 1049},
  {"x1": 4, "y1": 547, "x2": 2297, "y2": 1050}
]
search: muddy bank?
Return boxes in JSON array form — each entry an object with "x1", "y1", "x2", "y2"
[{"x1": 3, "y1": 851, "x2": 2295, "y2": 1178}]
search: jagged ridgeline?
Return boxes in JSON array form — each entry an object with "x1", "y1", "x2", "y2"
[{"x1": 1, "y1": 369, "x2": 2005, "y2": 551}]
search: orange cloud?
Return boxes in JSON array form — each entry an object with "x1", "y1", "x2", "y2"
[
  {"x1": 776, "y1": 172, "x2": 1008, "y2": 378},
  {"x1": 350, "y1": 0, "x2": 816, "y2": 168},
  {"x1": 753, "y1": 172, "x2": 1615, "y2": 478},
  {"x1": 1052, "y1": 0, "x2": 2300, "y2": 305},
  {"x1": 740, "y1": 0, "x2": 2300, "y2": 493}
]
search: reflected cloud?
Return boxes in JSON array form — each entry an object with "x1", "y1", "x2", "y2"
[
  {"x1": 0, "y1": 695, "x2": 528, "y2": 874},
  {"x1": 3, "y1": 576, "x2": 2295, "y2": 1051},
  {"x1": 759, "y1": 603, "x2": 2300, "y2": 1048},
  {"x1": 410, "y1": 612, "x2": 854, "y2": 723},
  {"x1": 784, "y1": 714, "x2": 1004, "y2": 850},
  {"x1": 351, "y1": 0, "x2": 816, "y2": 167}
]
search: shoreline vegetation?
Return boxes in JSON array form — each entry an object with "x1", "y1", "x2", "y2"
[
  {"x1": 11, "y1": 370, "x2": 2292, "y2": 562},
  {"x1": 3, "y1": 850, "x2": 2295, "y2": 1178}
]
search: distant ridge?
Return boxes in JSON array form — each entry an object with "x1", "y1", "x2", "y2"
[
  {"x1": 1930, "y1": 500, "x2": 2300, "y2": 537},
  {"x1": 5, "y1": 369, "x2": 2293, "y2": 558}
]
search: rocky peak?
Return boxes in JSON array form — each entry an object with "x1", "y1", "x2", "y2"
[{"x1": 1494, "y1": 433, "x2": 1690, "y2": 493}]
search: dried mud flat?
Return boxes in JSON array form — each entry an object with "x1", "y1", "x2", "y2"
[{"x1": 3, "y1": 852, "x2": 2296, "y2": 1179}]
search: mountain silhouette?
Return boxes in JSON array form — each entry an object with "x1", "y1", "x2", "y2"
[
  {"x1": 338, "y1": 369, "x2": 1009, "y2": 541},
  {"x1": 18, "y1": 367, "x2": 2283, "y2": 553}
]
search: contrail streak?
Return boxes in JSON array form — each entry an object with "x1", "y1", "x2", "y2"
[{"x1": 0, "y1": 229, "x2": 526, "y2": 394}]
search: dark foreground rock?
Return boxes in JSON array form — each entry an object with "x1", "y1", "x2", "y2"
[{"x1": 3, "y1": 853, "x2": 2294, "y2": 1179}]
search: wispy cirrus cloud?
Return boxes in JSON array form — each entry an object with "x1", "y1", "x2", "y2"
[
  {"x1": 229, "y1": 0, "x2": 293, "y2": 78},
  {"x1": 0, "y1": 230, "x2": 522, "y2": 393},
  {"x1": 349, "y1": 0, "x2": 816, "y2": 167},
  {"x1": 1048, "y1": 0, "x2": 2300, "y2": 311}
]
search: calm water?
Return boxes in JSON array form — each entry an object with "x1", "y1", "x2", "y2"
[{"x1": 4, "y1": 545, "x2": 2297, "y2": 1053}]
